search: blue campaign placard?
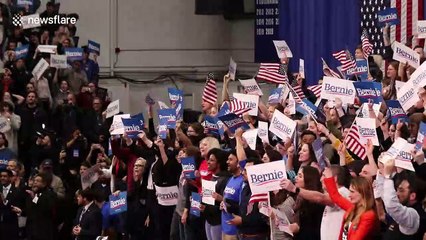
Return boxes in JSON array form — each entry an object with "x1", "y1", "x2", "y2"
[
  {"x1": 158, "y1": 108, "x2": 176, "y2": 129},
  {"x1": 64, "y1": 47, "x2": 84, "y2": 62},
  {"x1": 122, "y1": 118, "x2": 143, "y2": 139},
  {"x1": 88, "y1": 40, "x2": 101, "y2": 55},
  {"x1": 296, "y1": 99, "x2": 317, "y2": 117},
  {"x1": 168, "y1": 88, "x2": 183, "y2": 105},
  {"x1": 348, "y1": 59, "x2": 368, "y2": 81},
  {"x1": 218, "y1": 102, "x2": 231, "y2": 117},
  {"x1": 15, "y1": 44, "x2": 29, "y2": 60},
  {"x1": 181, "y1": 156, "x2": 196, "y2": 179},
  {"x1": 204, "y1": 115, "x2": 221, "y2": 136},
  {"x1": 386, "y1": 100, "x2": 408, "y2": 124},
  {"x1": 415, "y1": 122, "x2": 426, "y2": 151},
  {"x1": 190, "y1": 192, "x2": 201, "y2": 217},
  {"x1": 158, "y1": 117, "x2": 168, "y2": 140},
  {"x1": 312, "y1": 138, "x2": 326, "y2": 171},
  {"x1": 218, "y1": 113, "x2": 249, "y2": 134},
  {"x1": 268, "y1": 88, "x2": 282, "y2": 104},
  {"x1": 377, "y1": 8, "x2": 400, "y2": 27},
  {"x1": 109, "y1": 191, "x2": 127, "y2": 215},
  {"x1": 353, "y1": 82, "x2": 383, "y2": 104}
]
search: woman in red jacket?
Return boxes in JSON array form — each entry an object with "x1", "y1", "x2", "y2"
[{"x1": 323, "y1": 167, "x2": 379, "y2": 240}]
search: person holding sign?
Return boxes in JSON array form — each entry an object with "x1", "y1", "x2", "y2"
[
  {"x1": 323, "y1": 167, "x2": 379, "y2": 240},
  {"x1": 227, "y1": 157, "x2": 270, "y2": 240},
  {"x1": 204, "y1": 148, "x2": 231, "y2": 240},
  {"x1": 377, "y1": 159, "x2": 426, "y2": 239}
]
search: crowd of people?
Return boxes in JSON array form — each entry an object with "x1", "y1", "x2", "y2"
[{"x1": 0, "y1": 1, "x2": 426, "y2": 240}]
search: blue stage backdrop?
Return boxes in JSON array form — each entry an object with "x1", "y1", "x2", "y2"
[{"x1": 256, "y1": 0, "x2": 360, "y2": 86}]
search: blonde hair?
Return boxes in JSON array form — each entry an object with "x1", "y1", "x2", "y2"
[
  {"x1": 345, "y1": 177, "x2": 376, "y2": 227},
  {"x1": 201, "y1": 137, "x2": 220, "y2": 150}
]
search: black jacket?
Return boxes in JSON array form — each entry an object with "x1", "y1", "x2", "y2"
[
  {"x1": 203, "y1": 171, "x2": 231, "y2": 226},
  {"x1": 26, "y1": 188, "x2": 57, "y2": 240},
  {"x1": 0, "y1": 184, "x2": 26, "y2": 240},
  {"x1": 73, "y1": 203, "x2": 102, "y2": 240}
]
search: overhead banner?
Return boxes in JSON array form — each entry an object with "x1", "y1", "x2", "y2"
[
  {"x1": 386, "y1": 100, "x2": 408, "y2": 124},
  {"x1": 255, "y1": 0, "x2": 280, "y2": 63},
  {"x1": 239, "y1": 78, "x2": 263, "y2": 96},
  {"x1": 269, "y1": 109, "x2": 296, "y2": 141},
  {"x1": 201, "y1": 180, "x2": 217, "y2": 206},
  {"x1": 353, "y1": 82, "x2": 383, "y2": 104},
  {"x1": 356, "y1": 117, "x2": 379, "y2": 146},
  {"x1": 320, "y1": 77, "x2": 356, "y2": 105},
  {"x1": 232, "y1": 93, "x2": 260, "y2": 116},
  {"x1": 396, "y1": 81, "x2": 420, "y2": 112},
  {"x1": 246, "y1": 160, "x2": 287, "y2": 195},
  {"x1": 392, "y1": 41, "x2": 420, "y2": 68},
  {"x1": 109, "y1": 191, "x2": 127, "y2": 215}
]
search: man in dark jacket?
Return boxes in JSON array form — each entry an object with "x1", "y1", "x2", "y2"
[
  {"x1": 26, "y1": 172, "x2": 58, "y2": 240},
  {"x1": 73, "y1": 188, "x2": 102, "y2": 240},
  {"x1": 0, "y1": 168, "x2": 26, "y2": 240}
]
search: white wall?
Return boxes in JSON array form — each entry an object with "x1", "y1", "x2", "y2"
[{"x1": 58, "y1": 0, "x2": 258, "y2": 112}]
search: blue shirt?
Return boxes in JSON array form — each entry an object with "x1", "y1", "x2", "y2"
[
  {"x1": 221, "y1": 175, "x2": 243, "y2": 235},
  {"x1": 83, "y1": 59, "x2": 99, "y2": 82}
]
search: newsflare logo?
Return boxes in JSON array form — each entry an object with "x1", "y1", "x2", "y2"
[{"x1": 12, "y1": 14, "x2": 77, "y2": 27}]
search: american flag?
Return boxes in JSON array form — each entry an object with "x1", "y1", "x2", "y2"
[
  {"x1": 292, "y1": 85, "x2": 306, "y2": 100},
  {"x1": 229, "y1": 98, "x2": 251, "y2": 116},
  {"x1": 332, "y1": 50, "x2": 347, "y2": 62},
  {"x1": 321, "y1": 58, "x2": 342, "y2": 78},
  {"x1": 361, "y1": 29, "x2": 374, "y2": 59},
  {"x1": 307, "y1": 85, "x2": 322, "y2": 98},
  {"x1": 247, "y1": 193, "x2": 269, "y2": 215},
  {"x1": 256, "y1": 63, "x2": 288, "y2": 84},
  {"x1": 341, "y1": 50, "x2": 357, "y2": 72},
  {"x1": 361, "y1": 0, "x2": 423, "y2": 55},
  {"x1": 344, "y1": 123, "x2": 367, "y2": 160},
  {"x1": 202, "y1": 72, "x2": 217, "y2": 106}
]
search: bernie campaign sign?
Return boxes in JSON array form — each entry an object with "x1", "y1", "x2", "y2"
[
  {"x1": 88, "y1": 40, "x2": 101, "y2": 55},
  {"x1": 121, "y1": 117, "x2": 144, "y2": 139},
  {"x1": 346, "y1": 59, "x2": 368, "y2": 81},
  {"x1": 386, "y1": 100, "x2": 408, "y2": 124},
  {"x1": 15, "y1": 44, "x2": 29, "y2": 60},
  {"x1": 218, "y1": 113, "x2": 249, "y2": 134},
  {"x1": 181, "y1": 156, "x2": 196, "y2": 179},
  {"x1": 353, "y1": 82, "x2": 383, "y2": 104},
  {"x1": 377, "y1": 8, "x2": 399, "y2": 27},
  {"x1": 158, "y1": 108, "x2": 177, "y2": 129},
  {"x1": 64, "y1": 47, "x2": 84, "y2": 62},
  {"x1": 109, "y1": 191, "x2": 127, "y2": 215}
]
